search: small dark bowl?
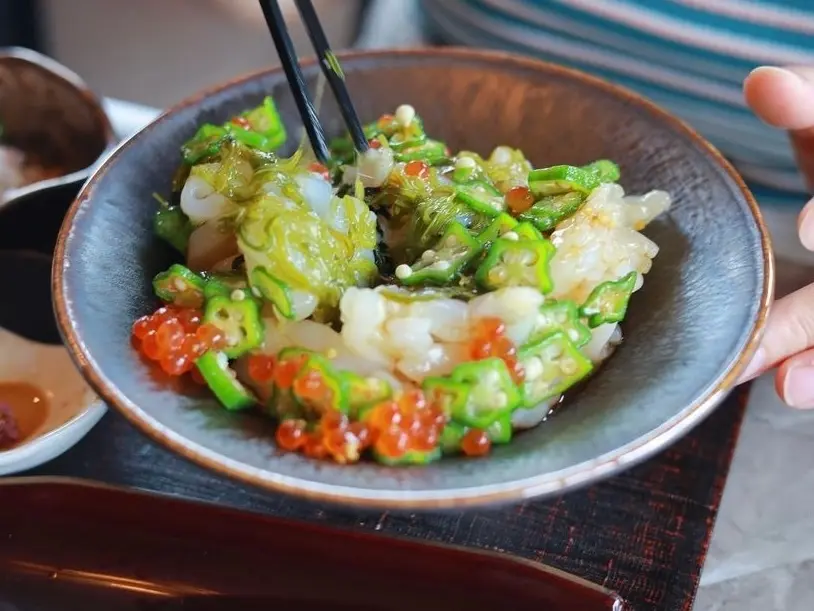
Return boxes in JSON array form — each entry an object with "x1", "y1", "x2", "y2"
[
  {"x1": 0, "y1": 47, "x2": 115, "y2": 204},
  {"x1": 53, "y1": 48, "x2": 773, "y2": 510}
]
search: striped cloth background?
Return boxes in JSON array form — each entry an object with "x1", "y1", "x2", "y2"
[{"x1": 420, "y1": 0, "x2": 814, "y2": 210}]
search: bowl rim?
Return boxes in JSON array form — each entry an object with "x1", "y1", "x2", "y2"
[
  {"x1": 0, "y1": 47, "x2": 117, "y2": 205},
  {"x1": 52, "y1": 47, "x2": 774, "y2": 509}
]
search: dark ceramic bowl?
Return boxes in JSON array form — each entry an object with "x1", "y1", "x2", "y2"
[
  {"x1": 0, "y1": 47, "x2": 115, "y2": 204},
  {"x1": 53, "y1": 48, "x2": 773, "y2": 509}
]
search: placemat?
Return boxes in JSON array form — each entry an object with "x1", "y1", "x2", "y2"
[{"x1": 24, "y1": 385, "x2": 750, "y2": 611}]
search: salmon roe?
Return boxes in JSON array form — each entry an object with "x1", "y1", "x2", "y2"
[
  {"x1": 505, "y1": 186, "x2": 534, "y2": 215},
  {"x1": 247, "y1": 354, "x2": 276, "y2": 384},
  {"x1": 366, "y1": 389, "x2": 446, "y2": 460},
  {"x1": 231, "y1": 116, "x2": 252, "y2": 130},
  {"x1": 307, "y1": 162, "x2": 330, "y2": 181},
  {"x1": 131, "y1": 306, "x2": 225, "y2": 377},
  {"x1": 469, "y1": 317, "x2": 525, "y2": 384},
  {"x1": 461, "y1": 429, "x2": 491, "y2": 457},
  {"x1": 404, "y1": 160, "x2": 429, "y2": 179},
  {"x1": 278, "y1": 411, "x2": 373, "y2": 464},
  {"x1": 368, "y1": 138, "x2": 382, "y2": 149}
]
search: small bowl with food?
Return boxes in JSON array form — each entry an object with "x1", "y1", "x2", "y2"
[
  {"x1": 0, "y1": 47, "x2": 111, "y2": 474},
  {"x1": 0, "y1": 47, "x2": 114, "y2": 203},
  {"x1": 54, "y1": 48, "x2": 772, "y2": 509}
]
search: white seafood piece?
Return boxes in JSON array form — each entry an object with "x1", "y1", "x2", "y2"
[
  {"x1": 186, "y1": 219, "x2": 238, "y2": 272},
  {"x1": 397, "y1": 342, "x2": 468, "y2": 383},
  {"x1": 339, "y1": 287, "x2": 392, "y2": 365},
  {"x1": 468, "y1": 287, "x2": 546, "y2": 346},
  {"x1": 180, "y1": 175, "x2": 235, "y2": 226},
  {"x1": 342, "y1": 146, "x2": 395, "y2": 188},
  {"x1": 548, "y1": 184, "x2": 668, "y2": 304},
  {"x1": 295, "y1": 173, "x2": 333, "y2": 220},
  {"x1": 582, "y1": 323, "x2": 623, "y2": 364},
  {"x1": 409, "y1": 298, "x2": 470, "y2": 343},
  {"x1": 511, "y1": 397, "x2": 560, "y2": 429}
]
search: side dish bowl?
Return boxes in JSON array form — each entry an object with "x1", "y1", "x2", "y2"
[{"x1": 53, "y1": 48, "x2": 772, "y2": 509}]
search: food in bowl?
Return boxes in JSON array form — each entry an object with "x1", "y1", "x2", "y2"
[
  {"x1": 0, "y1": 136, "x2": 62, "y2": 198},
  {"x1": 130, "y1": 98, "x2": 671, "y2": 466}
]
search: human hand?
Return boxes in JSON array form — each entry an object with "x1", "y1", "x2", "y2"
[{"x1": 739, "y1": 66, "x2": 814, "y2": 406}]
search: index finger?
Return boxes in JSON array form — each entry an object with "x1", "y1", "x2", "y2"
[{"x1": 744, "y1": 66, "x2": 814, "y2": 189}]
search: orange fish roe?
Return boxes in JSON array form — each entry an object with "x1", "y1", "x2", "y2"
[
  {"x1": 131, "y1": 306, "x2": 225, "y2": 377},
  {"x1": 505, "y1": 186, "x2": 534, "y2": 215},
  {"x1": 365, "y1": 389, "x2": 446, "y2": 461},
  {"x1": 247, "y1": 354, "x2": 276, "y2": 384},
  {"x1": 469, "y1": 317, "x2": 525, "y2": 384},
  {"x1": 461, "y1": 429, "x2": 491, "y2": 457},
  {"x1": 404, "y1": 160, "x2": 429, "y2": 179}
]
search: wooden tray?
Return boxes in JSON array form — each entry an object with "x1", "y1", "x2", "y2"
[{"x1": 0, "y1": 478, "x2": 628, "y2": 610}]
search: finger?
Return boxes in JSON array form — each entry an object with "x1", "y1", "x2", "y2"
[
  {"x1": 738, "y1": 281, "x2": 814, "y2": 383},
  {"x1": 796, "y1": 196, "x2": 814, "y2": 251},
  {"x1": 776, "y1": 348, "x2": 814, "y2": 408},
  {"x1": 744, "y1": 66, "x2": 814, "y2": 130},
  {"x1": 744, "y1": 66, "x2": 814, "y2": 190}
]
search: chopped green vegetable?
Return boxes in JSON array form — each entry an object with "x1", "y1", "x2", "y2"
[
  {"x1": 448, "y1": 358, "x2": 522, "y2": 428},
  {"x1": 195, "y1": 352, "x2": 257, "y2": 411},
  {"x1": 486, "y1": 414, "x2": 513, "y2": 444},
  {"x1": 580, "y1": 271, "x2": 638, "y2": 328},
  {"x1": 203, "y1": 273, "x2": 248, "y2": 301},
  {"x1": 440, "y1": 421, "x2": 466, "y2": 455},
  {"x1": 583, "y1": 159, "x2": 620, "y2": 183},
  {"x1": 152, "y1": 264, "x2": 206, "y2": 309},
  {"x1": 394, "y1": 139, "x2": 447, "y2": 164},
  {"x1": 517, "y1": 331, "x2": 593, "y2": 407},
  {"x1": 527, "y1": 300, "x2": 592, "y2": 347},
  {"x1": 455, "y1": 181, "x2": 506, "y2": 218},
  {"x1": 203, "y1": 294, "x2": 264, "y2": 358},
  {"x1": 399, "y1": 221, "x2": 481, "y2": 287},
  {"x1": 181, "y1": 124, "x2": 229, "y2": 165},
  {"x1": 153, "y1": 205, "x2": 193, "y2": 254},
  {"x1": 513, "y1": 221, "x2": 544, "y2": 242},
  {"x1": 249, "y1": 266, "x2": 295, "y2": 320},
  {"x1": 291, "y1": 353, "x2": 349, "y2": 416},
  {"x1": 342, "y1": 372, "x2": 392, "y2": 419},
  {"x1": 474, "y1": 237, "x2": 555, "y2": 293},
  {"x1": 477, "y1": 213, "x2": 518, "y2": 247},
  {"x1": 373, "y1": 447, "x2": 442, "y2": 466},
  {"x1": 518, "y1": 192, "x2": 586, "y2": 233},
  {"x1": 528, "y1": 165, "x2": 600, "y2": 198}
]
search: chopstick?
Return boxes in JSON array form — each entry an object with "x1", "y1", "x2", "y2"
[
  {"x1": 257, "y1": 0, "x2": 369, "y2": 164},
  {"x1": 257, "y1": 0, "x2": 330, "y2": 163},
  {"x1": 293, "y1": 0, "x2": 369, "y2": 154}
]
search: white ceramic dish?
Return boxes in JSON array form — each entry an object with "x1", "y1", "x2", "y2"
[{"x1": 0, "y1": 327, "x2": 105, "y2": 476}]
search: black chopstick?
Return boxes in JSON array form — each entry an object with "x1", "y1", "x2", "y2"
[
  {"x1": 293, "y1": 0, "x2": 369, "y2": 154},
  {"x1": 257, "y1": 0, "x2": 330, "y2": 164}
]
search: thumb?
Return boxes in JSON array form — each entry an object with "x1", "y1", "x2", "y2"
[{"x1": 739, "y1": 281, "x2": 814, "y2": 382}]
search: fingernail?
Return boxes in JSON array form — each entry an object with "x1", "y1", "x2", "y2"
[
  {"x1": 798, "y1": 200, "x2": 814, "y2": 250},
  {"x1": 738, "y1": 347, "x2": 766, "y2": 384},
  {"x1": 783, "y1": 365, "x2": 814, "y2": 408}
]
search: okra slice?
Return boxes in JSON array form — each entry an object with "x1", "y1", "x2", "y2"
[
  {"x1": 518, "y1": 331, "x2": 593, "y2": 407},
  {"x1": 580, "y1": 271, "x2": 637, "y2": 328}
]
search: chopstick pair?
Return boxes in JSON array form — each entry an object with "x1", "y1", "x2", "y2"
[{"x1": 257, "y1": 0, "x2": 368, "y2": 164}]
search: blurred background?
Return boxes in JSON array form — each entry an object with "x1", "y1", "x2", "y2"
[{"x1": 2, "y1": 0, "x2": 813, "y2": 271}]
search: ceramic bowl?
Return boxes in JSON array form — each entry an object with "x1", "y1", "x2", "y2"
[
  {"x1": 0, "y1": 46, "x2": 115, "y2": 204},
  {"x1": 0, "y1": 184, "x2": 105, "y2": 476},
  {"x1": 53, "y1": 48, "x2": 773, "y2": 509}
]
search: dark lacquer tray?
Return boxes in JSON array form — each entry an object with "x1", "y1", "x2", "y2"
[{"x1": 0, "y1": 478, "x2": 628, "y2": 610}]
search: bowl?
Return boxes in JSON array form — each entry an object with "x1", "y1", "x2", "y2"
[
  {"x1": 53, "y1": 48, "x2": 772, "y2": 509},
  {"x1": 0, "y1": 180, "x2": 105, "y2": 476},
  {"x1": 0, "y1": 47, "x2": 115, "y2": 204}
]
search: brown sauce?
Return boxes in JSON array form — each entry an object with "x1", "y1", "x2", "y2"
[{"x1": 0, "y1": 382, "x2": 49, "y2": 449}]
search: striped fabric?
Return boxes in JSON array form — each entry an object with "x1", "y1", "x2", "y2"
[{"x1": 420, "y1": 0, "x2": 814, "y2": 208}]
